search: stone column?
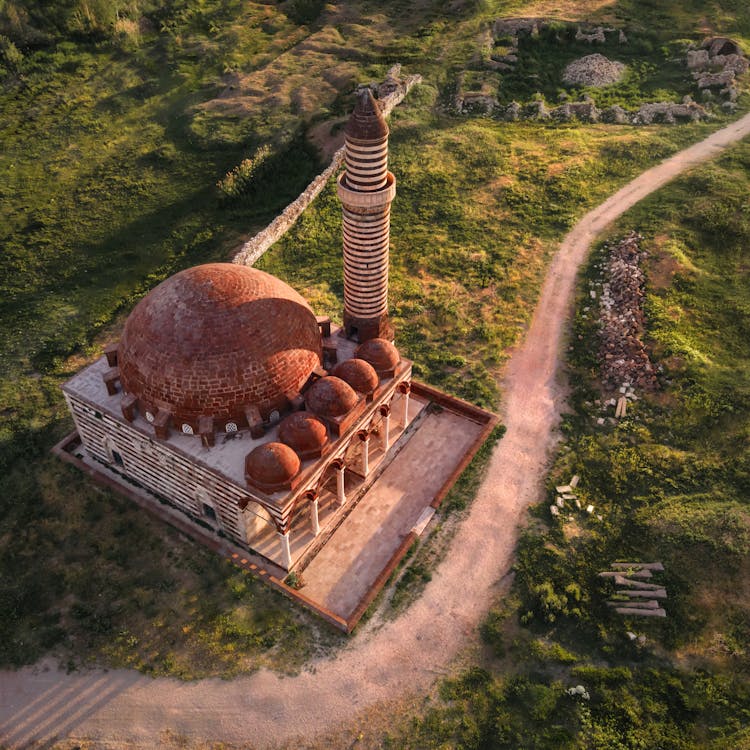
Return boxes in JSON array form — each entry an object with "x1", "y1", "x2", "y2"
[
  {"x1": 380, "y1": 404, "x2": 391, "y2": 452},
  {"x1": 399, "y1": 382, "x2": 411, "y2": 427},
  {"x1": 360, "y1": 433, "x2": 370, "y2": 477},
  {"x1": 336, "y1": 465, "x2": 347, "y2": 506},
  {"x1": 310, "y1": 496, "x2": 320, "y2": 537},
  {"x1": 278, "y1": 531, "x2": 292, "y2": 570}
]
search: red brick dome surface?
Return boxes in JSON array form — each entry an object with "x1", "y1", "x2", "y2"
[
  {"x1": 332, "y1": 358, "x2": 379, "y2": 394},
  {"x1": 278, "y1": 412, "x2": 328, "y2": 456},
  {"x1": 304, "y1": 376, "x2": 358, "y2": 418},
  {"x1": 245, "y1": 442, "x2": 300, "y2": 492},
  {"x1": 118, "y1": 263, "x2": 322, "y2": 428},
  {"x1": 354, "y1": 338, "x2": 400, "y2": 375}
]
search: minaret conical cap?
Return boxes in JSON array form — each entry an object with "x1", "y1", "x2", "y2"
[{"x1": 344, "y1": 88, "x2": 389, "y2": 142}]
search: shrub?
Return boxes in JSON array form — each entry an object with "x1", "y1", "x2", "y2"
[{"x1": 216, "y1": 145, "x2": 273, "y2": 200}]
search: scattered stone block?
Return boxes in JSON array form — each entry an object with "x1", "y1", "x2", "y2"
[
  {"x1": 618, "y1": 588, "x2": 667, "y2": 599},
  {"x1": 615, "y1": 607, "x2": 666, "y2": 617},
  {"x1": 611, "y1": 562, "x2": 664, "y2": 571}
]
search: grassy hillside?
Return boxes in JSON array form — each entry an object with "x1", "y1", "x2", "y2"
[
  {"x1": 378, "y1": 138, "x2": 750, "y2": 750},
  {"x1": 0, "y1": 0, "x2": 749, "y2": 680}
]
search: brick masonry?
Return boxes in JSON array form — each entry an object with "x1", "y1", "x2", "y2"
[{"x1": 118, "y1": 264, "x2": 323, "y2": 429}]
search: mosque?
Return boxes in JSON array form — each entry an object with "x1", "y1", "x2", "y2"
[{"x1": 60, "y1": 91, "x2": 494, "y2": 586}]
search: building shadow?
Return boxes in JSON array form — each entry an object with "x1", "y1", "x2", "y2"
[{"x1": 0, "y1": 667, "x2": 143, "y2": 749}]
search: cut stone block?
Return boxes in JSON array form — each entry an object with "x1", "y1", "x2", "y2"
[
  {"x1": 611, "y1": 562, "x2": 664, "y2": 571},
  {"x1": 617, "y1": 588, "x2": 667, "y2": 599},
  {"x1": 615, "y1": 607, "x2": 666, "y2": 617}
]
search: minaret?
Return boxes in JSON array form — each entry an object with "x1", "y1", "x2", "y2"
[{"x1": 336, "y1": 89, "x2": 396, "y2": 342}]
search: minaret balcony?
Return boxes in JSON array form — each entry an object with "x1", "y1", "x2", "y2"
[{"x1": 336, "y1": 172, "x2": 396, "y2": 208}]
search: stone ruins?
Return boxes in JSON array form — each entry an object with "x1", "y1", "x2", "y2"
[{"x1": 454, "y1": 21, "x2": 747, "y2": 124}]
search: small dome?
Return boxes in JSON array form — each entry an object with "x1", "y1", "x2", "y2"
[
  {"x1": 332, "y1": 358, "x2": 379, "y2": 394},
  {"x1": 354, "y1": 338, "x2": 400, "y2": 375},
  {"x1": 305, "y1": 376, "x2": 358, "y2": 418},
  {"x1": 245, "y1": 442, "x2": 300, "y2": 492},
  {"x1": 278, "y1": 412, "x2": 328, "y2": 457}
]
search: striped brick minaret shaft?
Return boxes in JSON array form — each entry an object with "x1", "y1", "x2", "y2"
[{"x1": 336, "y1": 89, "x2": 396, "y2": 342}]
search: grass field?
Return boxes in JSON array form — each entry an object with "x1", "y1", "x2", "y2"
[
  {"x1": 376, "y1": 136, "x2": 750, "y2": 750},
  {"x1": 1, "y1": 0, "x2": 749, "y2": 686}
]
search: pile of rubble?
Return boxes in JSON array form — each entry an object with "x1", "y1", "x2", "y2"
[
  {"x1": 562, "y1": 53, "x2": 626, "y2": 87},
  {"x1": 688, "y1": 37, "x2": 748, "y2": 108},
  {"x1": 596, "y1": 232, "x2": 658, "y2": 393}
]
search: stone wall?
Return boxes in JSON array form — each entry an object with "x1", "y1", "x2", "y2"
[
  {"x1": 65, "y1": 392, "x2": 250, "y2": 546},
  {"x1": 233, "y1": 65, "x2": 421, "y2": 268}
]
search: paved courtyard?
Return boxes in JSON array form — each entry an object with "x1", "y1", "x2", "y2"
[{"x1": 299, "y1": 405, "x2": 486, "y2": 620}]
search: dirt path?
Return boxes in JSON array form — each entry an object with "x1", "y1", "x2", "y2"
[{"x1": 3, "y1": 113, "x2": 750, "y2": 750}]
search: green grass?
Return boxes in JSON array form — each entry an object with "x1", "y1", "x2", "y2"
[
  {"x1": 379, "y1": 137, "x2": 750, "y2": 750},
  {"x1": 1, "y1": 0, "x2": 749, "y2": 682},
  {"x1": 258, "y1": 92, "x2": 717, "y2": 408}
]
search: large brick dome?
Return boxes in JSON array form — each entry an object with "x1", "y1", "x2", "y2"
[{"x1": 118, "y1": 263, "x2": 322, "y2": 429}]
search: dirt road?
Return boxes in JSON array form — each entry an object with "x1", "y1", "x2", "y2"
[{"x1": 3, "y1": 112, "x2": 750, "y2": 750}]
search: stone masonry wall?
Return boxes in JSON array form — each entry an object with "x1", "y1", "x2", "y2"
[{"x1": 65, "y1": 392, "x2": 250, "y2": 545}]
